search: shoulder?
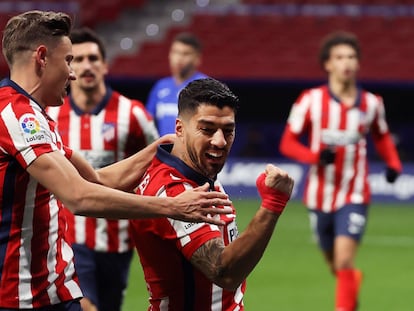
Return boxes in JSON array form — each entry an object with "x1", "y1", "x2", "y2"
[
  {"x1": 152, "y1": 77, "x2": 174, "y2": 88},
  {"x1": 139, "y1": 161, "x2": 197, "y2": 197},
  {"x1": 362, "y1": 89, "x2": 383, "y2": 102}
]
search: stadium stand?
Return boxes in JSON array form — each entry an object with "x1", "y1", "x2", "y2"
[
  {"x1": 108, "y1": 9, "x2": 414, "y2": 82},
  {"x1": 1, "y1": 1, "x2": 414, "y2": 82}
]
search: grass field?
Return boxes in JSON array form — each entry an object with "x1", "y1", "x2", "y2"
[{"x1": 122, "y1": 200, "x2": 414, "y2": 311}]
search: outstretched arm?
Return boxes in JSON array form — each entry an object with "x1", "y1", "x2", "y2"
[
  {"x1": 70, "y1": 134, "x2": 176, "y2": 191},
  {"x1": 27, "y1": 150, "x2": 232, "y2": 225},
  {"x1": 190, "y1": 164, "x2": 294, "y2": 290}
]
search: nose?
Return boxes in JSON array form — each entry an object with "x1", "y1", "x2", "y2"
[{"x1": 211, "y1": 129, "x2": 227, "y2": 148}]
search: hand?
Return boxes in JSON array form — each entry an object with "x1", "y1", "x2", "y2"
[
  {"x1": 256, "y1": 164, "x2": 294, "y2": 214},
  {"x1": 170, "y1": 183, "x2": 232, "y2": 225},
  {"x1": 157, "y1": 133, "x2": 176, "y2": 145},
  {"x1": 319, "y1": 148, "x2": 335, "y2": 166},
  {"x1": 385, "y1": 167, "x2": 399, "y2": 183}
]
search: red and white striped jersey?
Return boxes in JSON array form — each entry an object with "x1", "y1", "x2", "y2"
[
  {"x1": 47, "y1": 89, "x2": 159, "y2": 253},
  {"x1": 130, "y1": 144, "x2": 245, "y2": 311},
  {"x1": 280, "y1": 85, "x2": 402, "y2": 212},
  {"x1": 0, "y1": 78, "x2": 82, "y2": 308}
]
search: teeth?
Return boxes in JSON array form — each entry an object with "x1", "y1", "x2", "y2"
[{"x1": 208, "y1": 152, "x2": 221, "y2": 158}]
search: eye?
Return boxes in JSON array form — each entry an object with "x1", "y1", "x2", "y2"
[
  {"x1": 88, "y1": 55, "x2": 99, "y2": 62},
  {"x1": 201, "y1": 127, "x2": 215, "y2": 135}
]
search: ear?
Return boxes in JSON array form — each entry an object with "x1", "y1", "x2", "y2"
[
  {"x1": 175, "y1": 118, "x2": 183, "y2": 137},
  {"x1": 323, "y1": 59, "x2": 331, "y2": 73},
  {"x1": 35, "y1": 45, "x2": 48, "y2": 68}
]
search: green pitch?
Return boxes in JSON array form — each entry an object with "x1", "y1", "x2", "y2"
[{"x1": 122, "y1": 200, "x2": 414, "y2": 311}]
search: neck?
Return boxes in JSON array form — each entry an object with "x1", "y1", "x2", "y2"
[
  {"x1": 70, "y1": 83, "x2": 106, "y2": 112},
  {"x1": 11, "y1": 69, "x2": 45, "y2": 108},
  {"x1": 329, "y1": 78, "x2": 357, "y2": 107}
]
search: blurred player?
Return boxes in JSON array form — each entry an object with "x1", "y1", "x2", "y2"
[
  {"x1": 47, "y1": 27, "x2": 160, "y2": 311},
  {"x1": 146, "y1": 32, "x2": 207, "y2": 135},
  {"x1": 279, "y1": 31, "x2": 402, "y2": 311}
]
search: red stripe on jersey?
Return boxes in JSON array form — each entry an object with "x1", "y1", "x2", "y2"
[
  {"x1": 85, "y1": 217, "x2": 97, "y2": 249},
  {"x1": 80, "y1": 114, "x2": 92, "y2": 150},
  {"x1": 106, "y1": 221, "x2": 120, "y2": 252},
  {"x1": 102, "y1": 97, "x2": 118, "y2": 156}
]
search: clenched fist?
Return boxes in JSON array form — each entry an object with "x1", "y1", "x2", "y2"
[{"x1": 256, "y1": 164, "x2": 294, "y2": 214}]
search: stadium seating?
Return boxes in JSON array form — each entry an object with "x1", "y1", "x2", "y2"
[
  {"x1": 1, "y1": 1, "x2": 414, "y2": 82},
  {"x1": 108, "y1": 11, "x2": 414, "y2": 82}
]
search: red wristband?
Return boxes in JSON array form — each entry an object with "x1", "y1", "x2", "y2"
[{"x1": 256, "y1": 173, "x2": 290, "y2": 214}]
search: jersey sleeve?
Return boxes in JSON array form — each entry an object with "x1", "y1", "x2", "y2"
[
  {"x1": 0, "y1": 105, "x2": 59, "y2": 169},
  {"x1": 163, "y1": 181, "x2": 222, "y2": 260},
  {"x1": 279, "y1": 90, "x2": 319, "y2": 164},
  {"x1": 370, "y1": 95, "x2": 402, "y2": 172},
  {"x1": 131, "y1": 99, "x2": 160, "y2": 144}
]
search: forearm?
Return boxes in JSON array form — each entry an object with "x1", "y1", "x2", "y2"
[
  {"x1": 63, "y1": 180, "x2": 170, "y2": 219},
  {"x1": 97, "y1": 148, "x2": 154, "y2": 191},
  {"x1": 97, "y1": 135, "x2": 174, "y2": 190},
  {"x1": 373, "y1": 131, "x2": 402, "y2": 172},
  {"x1": 193, "y1": 208, "x2": 280, "y2": 291},
  {"x1": 217, "y1": 208, "x2": 279, "y2": 289},
  {"x1": 279, "y1": 129, "x2": 318, "y2": 164}
]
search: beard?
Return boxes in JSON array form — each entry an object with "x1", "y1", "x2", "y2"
[{"x1": 179, "y1": 63, "x2": 194, "y2": 79}]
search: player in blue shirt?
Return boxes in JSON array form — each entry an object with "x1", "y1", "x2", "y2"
[{"x1": 146, "y1": 32, "x2": 208, "y2": 135}]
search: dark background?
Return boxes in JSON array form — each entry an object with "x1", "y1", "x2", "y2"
[{"x1": 109, "y1": 77, "x2": 414, "y2": 161}]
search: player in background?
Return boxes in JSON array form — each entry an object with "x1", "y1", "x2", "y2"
[
  {"x1": 0, "y1": 10, "x2": 233, "y2": 310},
  {"x1": 146, "y1": 32, "x2": 207, "y2": 135},
  {"x1": 47, "y1": 27, "x2": 159, "y2": 311},
  {"x1": 131, "y1": 78, "x2": 294, "y2": 310},
  {"x1": 279, "y1": 31, "x2": 402, "y2": 311}
]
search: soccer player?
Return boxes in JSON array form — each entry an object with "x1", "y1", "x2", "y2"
[
  {"x1": 46, "y1": 27, "x2": 159, "y2": 311},
  {"x1": 279, "y1": 31, "x2": 402, "y2": 311},
  {"x1": 0, "y1": 10, "x2": 232, "y2": 310},
  {"x1": 131, "y1": 77, "x2": 294, "y2": 310},
  {"x1": 146, "y1": 32, "x2": 207, "y2": 135}
]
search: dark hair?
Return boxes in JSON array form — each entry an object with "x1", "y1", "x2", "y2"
[
  {"x1": 70, "y1": 27, "x2": 106, "y2": 60},
  {"x1": 178, "y1": 78, "x2": 239, "y2": 116},
  {"x1": 319, "y1": 31, "x2": 361, "y2": 68},
  {"x1": 2, "y1": 10, "x2": 72, "y2": 66},
  {"x1": 173, "y1": 32, "x2": 203, "y2": 53}
]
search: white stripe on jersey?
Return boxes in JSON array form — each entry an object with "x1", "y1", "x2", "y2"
[
  {"x1": 211, "y1": 283, "x2": 223, "y2": 311},
  {"x1": 75, "y1": 216, "x2": 86, "y2": 244},
  {"x1": 131, "y1": 101, "x2": 160, "y2": 143},
  {"x1": 91, "y1": 109, "x2": 106, "y2": 151},
  {"x1": 95, "y1": 218, "x2": 108, "y2": 251},
  {"x1": 18, "y1": 176, "x2": 37, "y2": 308},
  {"x1": 46, "y1": 195, "x2": 61, "y2": 305},
  {"x1": 69, "y1": 109, "x2": 81, "y2": 150},
  {"x1": 117, "y1": 95, "x2": 132, "y2": 160}
]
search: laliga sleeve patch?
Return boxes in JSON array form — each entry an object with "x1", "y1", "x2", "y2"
[{"x1": 19, "y1": 113, "x2": 48, "y2": 145}]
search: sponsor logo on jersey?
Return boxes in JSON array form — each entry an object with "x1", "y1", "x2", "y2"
[
  {"x1": 227, "y1": 220, "x2": 239, "y2": 242},
  {"x1": 321, "y1": 129, "x2": 361, "y2": 146},
  {"x1": 20, "y1": 113, "x2": 47, "y2": 144}
]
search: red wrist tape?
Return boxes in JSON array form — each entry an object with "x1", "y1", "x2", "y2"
[{"x1": 256, "y1": 173, "x2": 290, "y2": 214}]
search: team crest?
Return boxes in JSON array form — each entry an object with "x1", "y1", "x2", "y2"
[{"x1": 102, "y1": 123, "x2": 115, "y2": 142}]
